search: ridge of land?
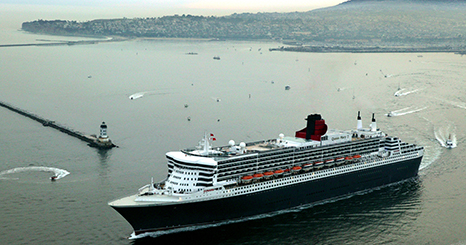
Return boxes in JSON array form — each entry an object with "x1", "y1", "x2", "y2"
[{"x1": 19, "y1": 1, "x2": 466, "y2": 53}]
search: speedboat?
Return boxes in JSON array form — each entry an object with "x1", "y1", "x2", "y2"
[{"x1": 445, "y1": 135, "x2": 454, "y2": 149}]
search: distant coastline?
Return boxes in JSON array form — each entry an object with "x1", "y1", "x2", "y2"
[
  {"x1": 4, "y1": 36, "x2": 466, "y2": 55},
  {"x1": 15, "y1": 1, "x2": 466, "y2": 54}
]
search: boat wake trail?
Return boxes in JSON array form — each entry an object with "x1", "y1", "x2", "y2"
[
  {"x1": 441, "y1": 99, "x2": 466, "y2": 110},
  {"x1": 434, "y1": 127, "x2": 457, "y2": 149},
  {"x1": 336, "y1": 87, "x2": 348, "y2": 92},
  {"x1": 390, "y1": 72, "x2": 426, "y2": 78},
  {"x1": 394, "y1": 88, "x2": 421, "y2": 97},
  {"x1": 387, "y1": 106, "x2": 428, "y2": 117},
  {"x1": 129, "y1": 92, "x2": 146, "y2": 100},
  {"x1": 0, "y1": 166, "x2": 70, "y2": 180},
  {"x1": 129, "y1": 90, "x2": 170, "y2": 100}
]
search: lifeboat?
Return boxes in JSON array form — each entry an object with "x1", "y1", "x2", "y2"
[
  {"x1": 264, "y1": 171, "x2": 274, "y2": 179},
  {"x1": 345, "y1": 156, "x2": 353, "y2": 162},
  {"x1": 324, "y1": 159, "x2": 335, "y2": 167},
  {"x1": 335, "y1": 157, "x2": 345, "y2": 166},
  {"x1": 274, "y1": 169, "x2": 284, "y2": 175},
  {"x1": 353, "y1": 155, "x2": 362, "y2": 161},
  {"x1": 314, "y1": 161, "x2": 324, "y2": 169},
  {"x1": 303, "y1": 163, "x2": 313, "y2": 171},
  {"x1": 253, "y1": 173, "x2": 264, "y2": 180},
  {"x1": 241, "y1": 175, "x2": 253, "y2": 184},
  {"x1": 291, "y1": 166, "x2": 302, "y2": 174}
]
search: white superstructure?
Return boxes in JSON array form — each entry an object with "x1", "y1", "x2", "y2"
[{"x1": 119, "y1": 112, "x2": 423, "y2": 204}]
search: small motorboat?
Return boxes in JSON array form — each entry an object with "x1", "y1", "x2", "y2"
[
  {"x1": 445, "y1": 134, "x2": 454, "y2": 149},
  {"x1": 50, "y1": 176, "x2": 57, "y2": 181}
]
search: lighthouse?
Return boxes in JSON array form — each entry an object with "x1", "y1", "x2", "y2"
[
  {"x1": 88, "y1": 121, "x2": 116, "y2": 149},
  {"x1": 99, "y1": 122, "x2": 109, "y2": 141}
]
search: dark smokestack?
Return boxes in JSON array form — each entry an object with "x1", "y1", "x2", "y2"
[{"x1": 305, "y1": 114, "x2": 321, "y2": 140}]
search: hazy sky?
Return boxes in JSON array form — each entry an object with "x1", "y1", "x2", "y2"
[{"x1": 2, "y1": 0, "x2": 345, "y2": 18}]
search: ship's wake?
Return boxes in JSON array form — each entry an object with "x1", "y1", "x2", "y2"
[
  {"x1": 440, "y1": 99, "x2": 466, "y2": 110},
  {"x1": 128, "y1": 90, "x2": 169, "y2": 100},
  {"x1": 0, "y1": 166, "x2": 70, "y2": 180},
  {"x1": 414, "y1": 116, "x2": 443, "y2": 171},
  {"x1": 129, "y1": 92, "x2": 146, "y2": 100},
  {"x1": 336, "y1": 87, "x2": 349, "y2": 92},
  {"x1": 394, "y1": 88, "x2": 421, "y2": 97},
  {"x1": 418, "y1": 144, "x2": 441, "y2": 171},
  {"x1": 386, "y1": 106, "x2": 427, "y2": 117}
]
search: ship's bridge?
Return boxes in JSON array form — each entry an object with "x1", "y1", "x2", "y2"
[
  {"x1": 165, "y1": 151, "x2": 218, "y2": 194},
  {"x1": 278, "y1": 129, "x2": 352, "y2": 148}
]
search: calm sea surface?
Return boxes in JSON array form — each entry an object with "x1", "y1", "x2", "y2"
[{"x1": 1, "y1": 19, "x2": 466, "y2": 245}]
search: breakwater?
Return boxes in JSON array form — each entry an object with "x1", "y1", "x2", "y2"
[
  {"x1": 0, "y1": 40, "x2": 96, "y2": 48},
  {"x1": 0, "y1": 38, "x2": 125, "y2": 49},
  {"x1": 0, "y1": 100, "x2": 116, "y2": 149},
  {"x1": 269, "y1": 45, "x2": 466, "y2": 54}
]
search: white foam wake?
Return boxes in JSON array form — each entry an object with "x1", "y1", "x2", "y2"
[
  {"x1": 0, "y1": 166, "x2": 70, "y2": 180},
  {"x1": 387, "y1": 106, "x2": 427, "y2": 117},
  {"x1": 434, "y1": 128, "x2": 457, "y2": 149},
  {"x1": 128, "y1": 90, "x2": 170, "y2": 100},
  {"x1": 394, "y1": 88, "x2": 421, "y2": 97},
  {"x1": 419, "y1": 144, "x2": 441, "y2": 171},
  {"x1": 129, "y1": 92, "x2": 145, "y2": 100}
]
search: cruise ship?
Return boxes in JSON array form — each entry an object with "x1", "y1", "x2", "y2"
[{"x1": 109, "y1": 112, "x2": 424, "y2": 235}]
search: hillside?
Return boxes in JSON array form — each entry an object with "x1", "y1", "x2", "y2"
[
  {"x1": 304, "y1": 0, "x2": 466, "y2": 46},
  {"x1": 21, "y1": 1, "x2": 466, "y2": 50}
]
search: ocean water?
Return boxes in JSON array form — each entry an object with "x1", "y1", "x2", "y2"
[{"x1": 2, "y1": 22, "x2": 466, "y2": 244}]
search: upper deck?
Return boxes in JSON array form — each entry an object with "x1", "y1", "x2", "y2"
[{"x1": 179, "y1": 127, "x2": 385, "y2": 161}]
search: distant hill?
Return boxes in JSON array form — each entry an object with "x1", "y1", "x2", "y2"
[
  {"x1": 305, "y1": 0, "x2": 466, "y2": 45},
  {"x1": 22, "y1": 1, "x2": 466, "y2": 49},
  {"x1": 342, "y1": 0, "x2": 466, "y2": 3}
]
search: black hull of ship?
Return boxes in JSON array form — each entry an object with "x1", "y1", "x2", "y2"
[{"x1": 111, "y1": 156, "x2": 422, "y2": 235}]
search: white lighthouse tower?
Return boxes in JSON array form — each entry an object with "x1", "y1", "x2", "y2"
[
  {"x1": 88, "y1": 121, "x2": 116, "y2": 149},
  {"x1": 99, "y1": 122, "x2": 109, "y2": 141}
]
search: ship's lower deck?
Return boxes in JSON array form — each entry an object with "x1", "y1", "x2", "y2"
[{"x1": 110, "y1": 155, "x2": 422, "y2": 235}]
